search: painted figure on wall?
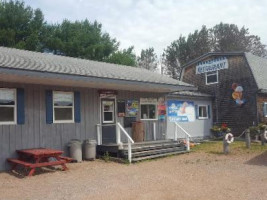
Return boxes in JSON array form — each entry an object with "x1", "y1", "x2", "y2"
[{"x1": 232, "y1": 83, "x2": 246, "y2": 105}]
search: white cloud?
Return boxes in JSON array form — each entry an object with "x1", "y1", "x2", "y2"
[{"x1": 25, "y1": 0, "x2": 267, "y2": 56}]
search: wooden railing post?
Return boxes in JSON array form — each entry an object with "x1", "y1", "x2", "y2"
[
  {"x1": 116, "y1": 123, "x2": 121, "y2": 145},
  {"x1": 97, "y1": 124, "x2": 102, "y2": 145},
  {"x1": 186, "y1": 136, "x2": 190, "y2": 151},
  {"x1": 153, "y1": 122, "x2": 156, "y2": 141},
  {"x1": 128, "y1": 139, "x2": 132, "y2": 163},
  {"x1": 174, "y1": 124, "x2": 178, "y2": 141}
]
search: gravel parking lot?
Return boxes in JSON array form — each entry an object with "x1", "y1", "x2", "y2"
[{"x1": 1, "y1": 144, "x2": 267, "y2": 200}]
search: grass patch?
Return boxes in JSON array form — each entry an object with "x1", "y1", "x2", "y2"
[{"x1": 192, "y1": 141, "x2": 267, "y2": 155}]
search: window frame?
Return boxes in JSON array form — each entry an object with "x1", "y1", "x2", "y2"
[
  {"x1": 205, "y1": 71, "x2": 219, "y2": 85},
  {"x1": 102, "y1": 99, "x2": 115, "y2": 124},
  {"x1": 0, "y1": 88, "x2": 17, "y2": 125},
  {"x1": 140, "y1": 101, "x2": 158, "y2": 121},
  {"x1": 198, "y1": 105, "x2": 208, "y2": 120},
  {"x1": 53, "y1": 91, "x2": 74, "y2": 124}
]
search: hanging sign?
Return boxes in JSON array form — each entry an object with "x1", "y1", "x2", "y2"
[
  {"x1": 98, "y1": 90, "x2": 117, "y2": 98},
  {"x1": 140, "y1": 98, "x2": 157, "y2": 104},
  {"x1": 196, "y1": 57, "x2": 228, "y2": 74},
  {"x1": 158, "y1": 97, "x2": 166, "y2": 121},
  {"x1": 167, "y1": 100, "x2": 195, "y2": 122},
  {"x1": 126, "y1": 100, "x2": 139, "y2": 117}
]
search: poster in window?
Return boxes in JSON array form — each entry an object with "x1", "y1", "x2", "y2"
[
  {"x1": 117, "y1": 100, "x2": 126, "y2": 117},
  {"x1": 167, "y1": 100, "x2": 195, "y2": 122},
  {"x1": 158, "y1": 97, "x2": 166, "y2": 121},
  {"x1": 126, "y1": 100, "x2": 139, "y2": 117}
]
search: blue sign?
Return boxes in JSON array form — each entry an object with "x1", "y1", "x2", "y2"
[{"x1": 167, "y1": 100, "x2": 195, "y2": 122}]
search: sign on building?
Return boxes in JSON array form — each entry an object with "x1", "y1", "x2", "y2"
[
  {"x1": 167, "y1": 100, "x2": 195, "y2": 122},
  {"x1": 196, "y1": 57, "x2": 228, "y2": 74}
]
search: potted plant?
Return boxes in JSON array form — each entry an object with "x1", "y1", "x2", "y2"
[
  {"x1": 210, "y1": 124, "x2": 231, "y2": 138},
  {"x1": 221, "y1": 123, "x2": 231, "y2": 134},
  {"x1": 210, "y1": 125, "x2": 222, "y2": 138}
]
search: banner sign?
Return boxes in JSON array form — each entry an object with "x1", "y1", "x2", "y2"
[
  {"x1": 196, "y1": 57, "x2": 228, "y2": 74},
  {"x1": 167, "y1": 100, "x2": 195, "y2": 122}
]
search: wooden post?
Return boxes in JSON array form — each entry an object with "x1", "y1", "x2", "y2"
[
  {"x1": 260, "y1": 129, "x2": 266, "y2": 146},
  {"x1": 223, "y1": 132, "x2": 229, "y2": 154},
  {"x1": 245, "y1": 129, "x2": 251, "y2": 149}
]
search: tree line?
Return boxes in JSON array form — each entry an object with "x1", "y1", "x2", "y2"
[{"x1": 0, "y1": 1, "x2": 266, "y2": 78}]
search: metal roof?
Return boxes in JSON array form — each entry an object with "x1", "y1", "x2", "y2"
[
  {"x1": 244, "y1": 52, "x2": 267, "y2": 92},
  {"x1": 0, "y1": 46, "x2": 192, "y2": 88},
  {"x1": 169, "y1": 91, "x2": 212, "y2": 98}
]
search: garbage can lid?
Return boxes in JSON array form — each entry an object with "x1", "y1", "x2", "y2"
[
  {"x1": 69, "y1": 139, "x2": 82, "y2": 144},
  {"x1": 84, "y1": 139, "x2": 97, "y2": 144}
]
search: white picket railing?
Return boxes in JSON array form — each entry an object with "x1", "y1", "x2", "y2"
[
  {"x1": 174, "y1": 122, "x2": 191, "y2": 151},
  {"x1": 116, "y1": 122, "x2": 135, "y2": 163}
]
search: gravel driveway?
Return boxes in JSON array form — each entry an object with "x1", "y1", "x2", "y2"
[{"x1": 0, "y1": 151, "x2": 267, "y2": 200}]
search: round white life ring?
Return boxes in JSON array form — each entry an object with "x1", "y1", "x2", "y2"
[
  {"x1": 225, "y1": 133, "x2": 234, "y2": 144},
  {"x1": 264, "y1": 130, "x2": 267, "y2": 140}
]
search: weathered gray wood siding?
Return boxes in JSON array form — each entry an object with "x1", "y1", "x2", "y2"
[
  {"x1": 117, "y1": 91, "x2": 166, "y2": 142},
  {"x1": 0, "y1": 82, "x2": 166, "y2": 171}
]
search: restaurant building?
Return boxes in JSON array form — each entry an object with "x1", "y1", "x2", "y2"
[
  {"x1": 0, "y1": 47, "x2": 213, "y2": 170},
  {"x1": 181, "y1": 52, "x2": 267, "y2": 135}
]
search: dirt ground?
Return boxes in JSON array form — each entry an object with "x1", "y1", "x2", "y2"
[{"x1": 1, "y1": 143, "x2": 267, "y2": 200}]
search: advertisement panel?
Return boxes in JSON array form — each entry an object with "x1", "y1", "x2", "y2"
[{"x1": 167, "y1": 100, "x2": 195, "y2": 122}]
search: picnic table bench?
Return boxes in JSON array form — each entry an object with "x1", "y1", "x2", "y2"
[{"x1": 7, "y1": 148, "x2": 73, "y2": 176}]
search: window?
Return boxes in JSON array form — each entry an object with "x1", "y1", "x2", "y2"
[
  {"x1": 53, "y1": 91, "x2": 74, "y2": 123},
  {"x1": 0, "y1": 88, "x2": 16, "y2": 124},
  {"x1": 102, "y1": 100, "x2": 115, "y2": 123},
  {"x1": 206, "y1": 71, "x2": 218, "y2": 85},
  {"x1": 141, "y1": 104, "x2": 157, "y2": 120},
  {"x1": 198, "y1": 105, "x2": 208, "y2": 119}
]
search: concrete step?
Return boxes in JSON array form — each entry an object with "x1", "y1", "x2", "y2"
[{"x1": 132, "y1": 150, "x2": 188, "y2": 162}]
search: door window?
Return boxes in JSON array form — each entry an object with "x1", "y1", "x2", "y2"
[{"x1": 102, "y1": 100, "x2": 115, "y2": 123}]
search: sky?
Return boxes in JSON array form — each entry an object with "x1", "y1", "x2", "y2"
[{"x1": 24, "y1": 0, "x2": 267, "y2": 56}]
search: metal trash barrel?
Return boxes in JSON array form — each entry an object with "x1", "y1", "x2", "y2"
[
  {"x1": 84, "y1": 139, "x2": 97, "y2": 160},
  {"x1": 68, "y1": 139, "x2": 82, "y2": 162}
]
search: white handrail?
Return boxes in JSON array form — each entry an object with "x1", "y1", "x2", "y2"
[
  {"x1": 117, "y1": 122, "x2": 134, "y2": 163},
  {"x1": 117, "y1": 122, "x2": 134, "y2": 144},
  {"x1": 174, "y1": 122, "x2": 191, "y2": 151}
]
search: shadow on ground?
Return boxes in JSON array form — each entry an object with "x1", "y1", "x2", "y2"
[
  {"x1": 245, "y1": 150, "x2": 267, "y2": 166},
  {"x1": 7, "y1": 166, "x2": 62, "y2": 179}
]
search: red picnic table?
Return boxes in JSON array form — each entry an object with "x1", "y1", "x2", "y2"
[{"x1": 7, "y1": 148, "x2": 73, "y2": 176}]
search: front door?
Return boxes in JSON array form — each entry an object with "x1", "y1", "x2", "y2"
[{"x1": 101, "y1": 99, "x2": 116, "y2": 144}]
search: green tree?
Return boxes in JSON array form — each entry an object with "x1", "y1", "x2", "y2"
[
  {"x1": 42, "y1": 19, "x2": 119, "y2": 61},
  {"x1": 105, "y1": 46, "x2": 136, "y2": 66},
  {"x1": 163, "y1": 23, "x2": 267, "y2": 79},
  {"x1": 162, "y1": 36, "x2": 188, "y2": 79},
  {"x1": 137, "y1": 47, "x2": 158, "y2": 71},
  {"x1": 0, "y1": 0, "x2": 44, "y2": 51}
]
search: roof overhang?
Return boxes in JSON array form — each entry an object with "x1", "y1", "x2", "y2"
[{"x1": 0, "y1": 67, "x2": 196, "y2": 93}]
